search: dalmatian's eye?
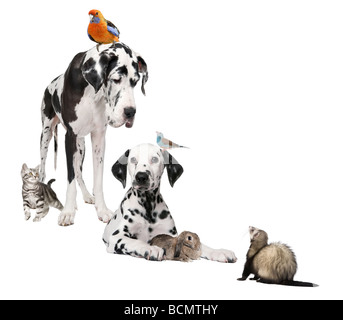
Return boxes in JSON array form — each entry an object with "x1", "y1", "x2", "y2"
[
  {"x1": 130, "y1": 157, "x2": 137, "y2": 164},
  {"x1": 151, "y1": 156, "x2": 159, "y2": 164}
]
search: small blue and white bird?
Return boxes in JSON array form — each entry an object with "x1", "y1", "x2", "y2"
[{"x1": 156, "y1": 131, "x2": 189, "y2": 150}]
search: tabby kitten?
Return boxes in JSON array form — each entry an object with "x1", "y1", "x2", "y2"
[{"x1": 21, "y1": 163, "x2": 63, "y2": 222}]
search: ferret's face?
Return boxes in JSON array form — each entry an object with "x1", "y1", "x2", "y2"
[
  {"x1": 249, "y1": 226, "x2": 261, "y2": 240},
  {"x1": 249, "y1": 226, "x2": 268, "y2": 243}
]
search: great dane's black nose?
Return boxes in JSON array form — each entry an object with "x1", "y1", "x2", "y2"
[
  {"x1": 124, "y1": 107, "x2": 136, "y2": 119},
  {"x1": 135, "y1": 172, "x2": 149, "y2": 185}
]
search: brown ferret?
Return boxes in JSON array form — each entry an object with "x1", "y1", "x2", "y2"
[{"x1": 237, "y1": 226, "x2": 318, "y2": 287}]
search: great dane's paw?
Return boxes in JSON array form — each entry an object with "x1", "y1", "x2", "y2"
[
  {"x1": 58, "y1": 211, "x2": 75, "y2": 226},
  {"x1": 83, "y1": 194, "x2": 95, "y2": 204},
  {"x1": 144, "y1": 246, "x2": 165, "y2": 261},
  {"x1": 97, "y1": 208, "x2": 114, "y2": 223},
  {"x1": 207, "y1": 249, "x2": 237, "y2": 263}
]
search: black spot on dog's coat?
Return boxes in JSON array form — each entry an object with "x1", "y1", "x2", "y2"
[
  {"x1": 62, "y1": 51, "x2": 87, "y2": 125},
  {"x1": 52, "y1": 91, "x2": 61, "y2": 114},
  {"x1": 117, "y1": 65, "x2": 128, "y2": 77},
  {"x1": 42, "y1": 88, "x2": 55, "y2": 120},
  {"x1": 159, "y1": 210, "x2": 169, "y2": 219}
]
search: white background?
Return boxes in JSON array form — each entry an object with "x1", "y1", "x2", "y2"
[{"x1": 0, "y1": 0, "x2": 342, "y2": 300}]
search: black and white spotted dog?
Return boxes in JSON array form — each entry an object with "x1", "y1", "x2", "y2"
[
  {"x1": 103, "y1": 143, "x2": 237, "y2": 262},
  {"x1": 40, "y1": 42, "x2": 148, "y2": 226}
]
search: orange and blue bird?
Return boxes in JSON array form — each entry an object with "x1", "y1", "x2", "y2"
[{"x1": 87, "y1": 9, "x2": 120, "y2": 50}]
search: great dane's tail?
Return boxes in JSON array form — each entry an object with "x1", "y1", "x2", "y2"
[{"x1": 54, "y1": 125, "x2": 58, "y2": 170}]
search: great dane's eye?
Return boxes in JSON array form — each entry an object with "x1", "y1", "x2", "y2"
[
  {"x1": 113, "y1": 78, "x2": 121, "y2": 84},
  {"x1": 151, "y1": 156, "x2": 159, "y2": 164},
  {"x1": 130, "y1": 157, "x2": 138, "y2": 164}
]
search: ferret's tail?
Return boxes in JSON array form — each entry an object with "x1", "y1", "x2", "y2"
[{"x1": 281, "y1": 280, "x2": 319, "y2": 287}]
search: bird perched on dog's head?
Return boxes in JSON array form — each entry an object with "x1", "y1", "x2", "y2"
[
  {"x1": 156, "y1": 131, "x2": 189, "y2": 150},
  {"x1": 87, "y1": 9, "x2": 120, "y2": 50}
]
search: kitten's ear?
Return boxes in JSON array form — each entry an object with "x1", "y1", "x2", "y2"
[
  {"x1": 34, "y1": 165, "x2": 40, "y2": 171},
  {"x1": 21, "y1": 163, "x2": 28, "y2": 177}
]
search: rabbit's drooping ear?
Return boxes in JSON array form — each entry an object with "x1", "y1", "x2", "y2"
[
  {"x1": 162, "y1": 150, "x2": 184, "y2": 187},
  {"x1": 174, "y1": 236, "x2": 184, "y2": 258},
  {"x1": 111, "y1": 149, "x2": 130, "y2": 188}
]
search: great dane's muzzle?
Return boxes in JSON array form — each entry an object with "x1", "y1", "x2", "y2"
[{"x1": 124, "y1": 107, "x2": 136, "y2": 128}]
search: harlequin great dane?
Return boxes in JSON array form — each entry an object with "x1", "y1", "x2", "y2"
[
  {"x1": 103, "y1": 143, "x2": 237, "y2": 262},
  {"x1": 39, "y1": 42, "x2": 148, "y2": 226}
]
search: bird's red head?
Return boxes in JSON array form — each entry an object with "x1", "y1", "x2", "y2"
[
  {"x1": 89, "y1": 9, "x2": 104, "y2": 17},
  {"x1": 89, "y1": 9, "x2": 98, "y2": 15}
]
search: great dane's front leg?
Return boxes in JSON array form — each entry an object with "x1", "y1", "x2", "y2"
[
  {"x1": 58, "y1": 131, "x2": 78, "y2": 226},
  {"x1": 201, "y1": 244, "x2": 237, "y2": 263},
  {"x1": 76, "y1": 137, "x2": 95, "y2": 204},
  {"x1": 91, "y1": 129, "x2": 114, "y2": 223}
]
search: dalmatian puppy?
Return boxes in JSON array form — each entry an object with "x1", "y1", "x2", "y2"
[
  {"x1": 39, "y1": 42, "x2": 148, "y2": 226},
  {"x1": 103, "y1": 143, "x2": 237, "y2": 262}
]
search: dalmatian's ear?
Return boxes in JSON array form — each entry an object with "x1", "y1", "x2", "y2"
[
  {"x1": 81, "y1": 52, "x2": 118, "y2": 93},
  {"x1": 111, "y1": 149, "x2": 130, "y2": 188},
  {"x1": 162, "y1": 150, "x2": 184, "y2": 187},
  {"x1": 136, "y1": 55, "x2": 148, "y2": 95}
]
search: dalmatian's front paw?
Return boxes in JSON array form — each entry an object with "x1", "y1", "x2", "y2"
[
  {"x1": 206, "y1": 249, "x2": 237, "y2": 263},
  {"x1": 143, "y1": 245, "x2": 165, "y2": 261},
  {"x1": 97, "y1": 208, "x2": 114, "y2": 223},
  {"x1": 58, "y1": 211, "x2": 75, "y2": 226}
]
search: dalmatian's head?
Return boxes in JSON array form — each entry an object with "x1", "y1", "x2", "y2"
[
  {"x1": 112, "y1": 143, "x2": 183, "y2": 191},
  {"x1": 81, "y1": 43, "x2": 148, "y2": 129}
]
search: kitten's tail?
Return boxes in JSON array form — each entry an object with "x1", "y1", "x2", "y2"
[
  {"x1": 54, "y1": 125, "x2": 58, "y2": 170},
  {"x1": 47, "y1": 179, "x2": 56, "y2": 187},
  {"x1": 281, "y1": 280, "x2": 319, "y2": 287}
]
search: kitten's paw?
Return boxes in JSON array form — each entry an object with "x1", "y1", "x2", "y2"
[
  {"x1": 33, "y1": 216, "x2": 42, "y2": 222},
  {"x1": 58, "y1": 211, "x2": 75, "y2": 226}
]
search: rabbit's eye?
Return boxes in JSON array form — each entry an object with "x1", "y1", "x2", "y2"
[{"x1": 188, "y1": 236, "x2": 192, "y2": 241}]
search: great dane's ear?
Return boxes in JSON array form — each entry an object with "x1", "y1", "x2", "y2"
[
  {"x1": 162, "y1": 150, "x2": 184, "y2": 187},
  {"x1": 136, "y1": 55, "x2": 148, "y2": 95},
  {"x1": 111, "y1": 149, "x2": 130, "y2": 188},
  {"x1": 81, "y1": 53, "x2": 118, "y2": 93}
]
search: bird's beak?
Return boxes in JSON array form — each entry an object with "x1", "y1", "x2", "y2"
[{"x1": 89, "y1": 14, "x2": 94, "y2": 22}]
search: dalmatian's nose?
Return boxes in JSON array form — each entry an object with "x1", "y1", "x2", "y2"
[{"x1": 135, "y1": 172, "x2": 149, "y2": 185}]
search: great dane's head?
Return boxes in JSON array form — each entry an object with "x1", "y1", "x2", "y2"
[
  {"x1": 81, "y1": 42, "x2": 148, "y2": 129},
  {"x1": 111, "y1": 144, "x2": 184, "y2": 191}
]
